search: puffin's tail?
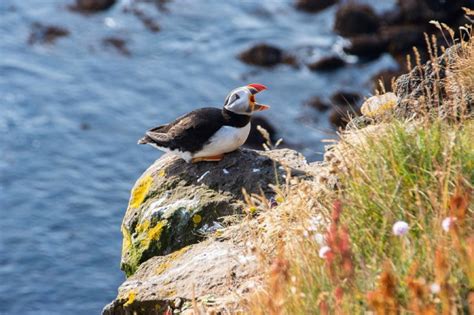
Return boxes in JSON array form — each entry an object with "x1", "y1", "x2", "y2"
[{"x1": 137, "y1": 135, "x2": 152, "y2": 145}]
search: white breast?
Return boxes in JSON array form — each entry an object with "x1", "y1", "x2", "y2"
[{"x1": 193, "y1": 123, "x2": 251, "y2": 158}]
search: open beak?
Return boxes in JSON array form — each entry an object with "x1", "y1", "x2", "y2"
[{"x1": 247, "y1": 83, "x2": 270, "y2": 112}]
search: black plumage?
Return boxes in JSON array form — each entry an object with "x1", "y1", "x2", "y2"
[{"x1": 138, "y1": 108, "x2": 250, "y2": 154}]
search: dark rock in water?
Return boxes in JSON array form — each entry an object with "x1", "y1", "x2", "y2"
[
  {"x1": 381, "y1": 25, "x2": 425, "y2": 57},
  {"x1": 307, "y1": 55, "x2": 346, "y2": 71},
  {"x1": 80, "y1": 122, "x2": 91, "y2": 130},
  {"x1": 119, "y1": 149, "x2": 310, "y2": 276},
  {"x1": 331, "y1": 91, "x2": 361, "y2": 106},
  {"x1": 102, "y1": 37, "x2": 131, "y2": 56},
  {"x1": 245, "y1": 116, "x2": 277, "y2": 149},
  {"x1": 125, "y1": 6, "x2": 161, "y2": 32},
  {"x1": 396, "y1": 0, "x2": 467, "y2": 24},
  {"x1": 28, "y1": 23, "x2": 69, "y2": 45},
  {"x1": 371, "y1": 68, "x2": 403, "y2": 92},
  {"x1": 329, "y1": 105, "x2": 361, "y2": 128},
  {"x1": 70, "y1": 0, "x2": 116, "y2": 12},
  {"x1": 295, "y1": 0, "x2": 338, "y2": 13},
  {"x1": 334, "y1": 3, "x2": 380, "y2": 37},
  {"x1": 239, "y1": 44, "x2": 284, "y2": 67},
  {"x1": 343, "y1": 34, "x2": 388, "y2": 61},
  {"x1": 304, "y1": 96, "x2": 331, "y2": 112}
]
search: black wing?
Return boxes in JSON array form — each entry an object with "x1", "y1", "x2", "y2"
[{"x1": 138, "y1": 107, "x2": 224, "y2": 153}]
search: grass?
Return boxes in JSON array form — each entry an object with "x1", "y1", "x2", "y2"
[{"x1": 243, "y1": 22, "x2": 474, "y2": 315}]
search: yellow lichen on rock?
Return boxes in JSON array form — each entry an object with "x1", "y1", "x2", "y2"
[
  {"x1": 361, "y1": 93, "x2": 398, "y2": 118},
  {"x1": 123, "y1": 290, "x2": 136, "y2": 307},
  {"x1": 140, "y1": 220, "x2": 167, "y2": 249},
  {"x1": 121, "y1": 225, "x2": 132, "y2": 255},
  {"x1": 192, "y1": 214, "x2": 202, "y2": 226},
  {"x1": 129, "y1": 174, "x2": 153, "y2": 209}
]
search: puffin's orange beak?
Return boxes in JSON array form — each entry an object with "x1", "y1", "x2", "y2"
[{"x1": 247, "y1": 83, "x2": 270, "y2": 112}]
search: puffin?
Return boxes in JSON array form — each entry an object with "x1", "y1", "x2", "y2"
[{"x1": 138, "y1": 83, "x2": 269, "y2": 163}]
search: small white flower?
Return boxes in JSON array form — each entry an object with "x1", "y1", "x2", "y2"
[
  {"x1": 392, "y1": 221, "x2": 409, "y2": 236},
  {"x1": 319, "y1": 246, "x2": 331, "y2": 259},
  {"x1": 252, "y1": 168, "x2": 261, "y2": 173},
  {"x1": 430, "y1": 283, "x2": 441, "y2": 294},
  {"x1": 442, "y1": 217, "x2": 456, "y2": 232},
  {"x1": 314, "y1": 233, "x2": 325, "y2": 246},
  {"x1": 222, "y1": 168, "x2": 229, "y2": 175}
]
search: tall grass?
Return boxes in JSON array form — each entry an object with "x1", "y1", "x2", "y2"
[{"x1": 246, "y1": 25, "x2": 474, "y2": 314}]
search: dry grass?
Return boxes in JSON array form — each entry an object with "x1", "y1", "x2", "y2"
[{"x1": 243, "y1": 24, "x2": 474, "y2": 315}]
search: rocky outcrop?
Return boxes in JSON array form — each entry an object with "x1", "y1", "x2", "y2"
[
  {"x1": 103, "y1": 239, "x2": 260, "y2": 314},
  {"x1": 105, "y1": 149, "x2": 312, "y2": 313},
  {"x1": 394, "y1": 44, "x2": 462, "y2": 118}
]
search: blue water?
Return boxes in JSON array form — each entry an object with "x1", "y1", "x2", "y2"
[{"x1": 0, "y1": 0, "x2": 395, "y2": 314}]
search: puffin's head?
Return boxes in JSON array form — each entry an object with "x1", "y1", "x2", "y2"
[{"x1": 223, "y1": 83, "x2": 269, "y2": 115}]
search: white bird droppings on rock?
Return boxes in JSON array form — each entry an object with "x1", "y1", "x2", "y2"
[
  {"x1": 252, "y1": 168, "x2": 260, "y2": 173},
  {"x1": 197, "y1": 170, "x2": 210, "y2": 183},
  {"x1": 222, "y1": 168, "x2": 229, "y2": 175}
]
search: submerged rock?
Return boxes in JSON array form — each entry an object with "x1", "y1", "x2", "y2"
[
  {"x1": 343, "y1": 34, "x2": 388, "y2": 60},
  {"x1": 70, "y1": 0, "x2": 116, "y2": 13},
  {"x1": 28, "y1": 23, "x2": 69, "y2": 45},
  {"x1": 102, "y1": 37, "x2": 131, "y2": 56},
  {"x1": 245, "y1": 116, "x2": 278, "y2": 149},
  {"x1": 304, "y1": 96, "x2": 331, "y2": 112},
  {"x1": 120, "y1": 149, "x2": 310, "y2": 276},
  {"x1": 307, "y1": 55, "x2": 346, "y2": 72},
  {"x1": 238, "y1": 44, "x2": 284, "y2": 67},
  {"x1": 334, "y1": 3, "x2": 380, "y2": 37},
  {"x1": 330, "y1": 91, "x2": 361, "y2": 106},
  {"x1": 295, "y1": 0, "x2": 338, "y2": 13}
]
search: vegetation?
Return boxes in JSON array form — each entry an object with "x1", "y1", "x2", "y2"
[{"x1": 244, "y1": 19, "x2": 474, "y2": 314}]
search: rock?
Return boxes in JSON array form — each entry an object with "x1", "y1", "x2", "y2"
[
  {"x1": 334, "y1": 3, "x2": 380, "y2": 37},
  {"x1": 70, "y1": 0, "x2": 116, "y2": 12},
  {"x1": 103, "y1": 239, "x2": 259, "y2": 314},
  {"x1": 304, "y1": 96, "x2": 331, "y2": 112},
  {"x1": 120, "y1": 149, "x2": 310, "y2": 276},
  {"x1": 394, "y1": 44, "x2": 462, "y2": 118},
  {"x1": 381, "y1": 25, "x2": 425, "y2": 57},
  {"x1": 238, "y1": 44, "x2": 284, "y2": 67},
  {"x1": 396, "y1": 0, "x2": 467, "y2": 24},
  {"x1": 102, "y1": 37, "x2": 131, "y2": 56},
  {"x1": 330, "y1": 91, "x2": 361, "y2": 106},
  {"x1": 125, "y1": 6, "x2": 161, "y2": 32},
  {"x1": 343, "y1": 34, "x2": 388, "y2": 60},
  {"x1": 360, "y1": 93, "x2": 398, "y2": 118},
  {"x1": 307, "y1": 56, "x2": 346, "y2": 72},
  {"x1": 295, "y1": 0, "x2": 338, "y2": 13},
  {"x1": 245, "y1": 117, "x2": 278, "y2": 149},
  {"x1": 27, "y1": 23, "x2": 69, "y2": 45}
]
